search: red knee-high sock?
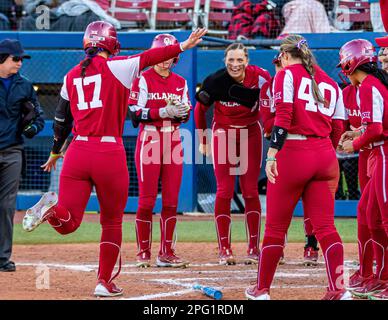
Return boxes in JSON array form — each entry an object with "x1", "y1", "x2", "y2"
[
  {"x1": 46, "y1": 204, "x2": 77, "y2": 235},
  {"x1": 98, "y1": 224, "x2": 122, "y2": 283},
  {"x1": 244, "y1": 197, "x2": 261, "y2": 251},
  {"x1": 214, "y1": 197, "x2": 232, "y2": 251},
  {"x1": 257, "y1": 236, "x2": 284, "y2": 291},
  {"x1": 319, "y1": 232, "x2": 344, "y2": 291},
  {"x1": 135, "y1": 207, "x2": 153, "y2": 255},
  {"x1": 159, "y1": 206, "x2": 177, "y2": 255},
  {"x1": 358, "y1": 224, "x2": 374, "y2": 278},
  {"x1": 370, "y1": 228, "x2": 388, "y2": 280},
  {"x1": 304, "y1": 218, "x2": 314, "y2": 236}
]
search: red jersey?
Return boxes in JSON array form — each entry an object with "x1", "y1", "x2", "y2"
[
  {"x1": 208, "y1": 65, "x2": 270, "y2": 126},
  {"x1": 259, "y1": 77, "x2": 275, "y2": 135},
  {"x1": 128, "y1": 68, "x2": 190, "y2": 127},
  {"x1": 59, "y1": 44, "x2": 183, "y2": 137},
  {"x1": 343, "y1": 85, "x2": 361, "y2": 130},
  {"x1": 273, "y1": 64, "x2": 346, "y2": 137},
  {"x1": 357, "y1": 74, "x2": 388, "y2": 146}
]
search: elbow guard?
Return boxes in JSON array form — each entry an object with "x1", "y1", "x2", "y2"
[
  {"x1": 128, "y1": 106, "x2": 152, "y2": 128},
  {"x1": 269, "y1": 125, "x2": 288, "y2": 150},
  {"x1": 52, "y1": 97, "x2": 73, "y2": 154},
  {"x1": 52, "y1": 120, "x2": 72, "y2": 154}
]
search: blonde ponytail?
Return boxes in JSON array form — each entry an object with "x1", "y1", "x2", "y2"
[{"x1": 280, "y1": 35, "x2": 327, "y2": 106}]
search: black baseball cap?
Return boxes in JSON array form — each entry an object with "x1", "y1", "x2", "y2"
[{"x1": 0, "y1": 39, "x2": 31, "y2": 59}]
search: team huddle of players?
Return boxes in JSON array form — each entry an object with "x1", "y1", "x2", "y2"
[{"x1": 20, "y1": 20, "x2": 388, "y2": 300}]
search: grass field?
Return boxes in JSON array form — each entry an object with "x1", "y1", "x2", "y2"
[{"x1": 13, "y1": 217, "x2": 358, "y2": 244}]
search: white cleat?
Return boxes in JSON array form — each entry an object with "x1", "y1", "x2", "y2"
[
  {"x1": 245, "y1": 286, "x2": 271, "y2": 300},
  {"x1": 94, "y1": 280, "x2": 123, "y2": 297},
  {"x1": 22, "y1": 192, "x2": 58, "y2": 232}
]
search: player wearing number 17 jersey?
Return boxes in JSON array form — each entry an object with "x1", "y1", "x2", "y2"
[
  {"x1": 246, "y1": 35, "x2": 351, "y2": 300},
  {"x1": 21, "y1": 21, "x2": 207, "y2": 297}
]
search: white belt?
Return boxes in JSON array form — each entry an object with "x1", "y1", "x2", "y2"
[
  {"x1": 286, "y1": 133, "x2": 307, "y2": 140},
  {"x1": 75, "y1": 135, "x2": 117, "y2": 142},
  {"x1": 229, "y1": 125, "x2": 247, "y2": 129},
  {"x1": 144, "y1": 125, "x2": 179, "y2": 133},
  {"x1": 372, "y1": 140, "x2": 385, "y2": 147}
]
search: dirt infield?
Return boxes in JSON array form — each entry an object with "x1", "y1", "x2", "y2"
[{"x1": 0, "y1": 242, "x2": 359, "y2": 300}]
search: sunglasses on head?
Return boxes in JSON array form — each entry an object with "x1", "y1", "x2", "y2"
[{"x1": 11, "y1": 56, "x2": 23, "y2": 62}]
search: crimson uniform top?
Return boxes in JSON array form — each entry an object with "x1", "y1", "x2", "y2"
[
  {"x1": 259, "y1": 77, "x2": 275, "y2": 136},
  {"x1": 196, "y1": 65, "x2": 271, "y2": 129},
  {"x1": 59, "y1": 44, "x2": 183, "y2": 137},
  {"x1": 343, "y1": 85, "x2": 361, "y2": 130},
  {"x1": 128, "y1": 67, "x2": 191, "y2": 127},
  {"x1": 352, "y1": 74, "x2": 388, "y2": 150},
  {"x1": 273, "y1": 64, "x2": 346, "y2": 136}
]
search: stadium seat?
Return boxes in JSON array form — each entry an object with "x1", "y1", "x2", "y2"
[
  {"x1": 108, "y1": 0, "x2": 152, "y2": 29},
  {"x1": 201, "y1": 0, "x2": 235, "y2": 36},
  {"x1": 334, "y1": 0, "x2": 371, "y2": 31},
  {"x1": 151, "y1": 0, "x2": 197, "y2": 30}
]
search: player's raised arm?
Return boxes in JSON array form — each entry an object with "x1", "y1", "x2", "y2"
[
  {"x1": 138, "y1": 28, "x2": 207, "y2": 71},
  {"x1": 107, "y1": 29, "x2": 207, "y2": 89}
]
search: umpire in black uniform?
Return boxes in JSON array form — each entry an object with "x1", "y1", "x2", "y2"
[{"x1": 0, "y1": 39, "x2": 44, "y2": 272}]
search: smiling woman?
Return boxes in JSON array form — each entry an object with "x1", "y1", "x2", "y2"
[{"x1": 194, "y1": 42, "x2": 271, "y2": 266}]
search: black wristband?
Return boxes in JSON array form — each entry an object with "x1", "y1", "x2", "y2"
[{"x1": 269, "y1": 125, "x2": 288, "y2": 150}]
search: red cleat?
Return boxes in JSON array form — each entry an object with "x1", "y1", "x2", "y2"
[
  {"x1": 352, "y1": 277, "x2": 388, "y2": 299},
  {"x1": 303, "y1": 246, "x2": 319, "y2": 266},
  {"x1": 219, "y1": 247, "x2": 236, "y2": 265},
  {"x1": 156, "y1": 251, "x2": 189, "y2": 268},
  {"x1": 321, "y1": 289, "x2": 352, "y2": 300},
  {"x1": 136, "y1": 250, "x2": 151, "y2": 268},
  {"x1": 347, "y1": 271, "x2": 373, "y2": 291},
  {"x1": 244, "y1": 247, "x2": 260, "y2": 265},
  {"x1": 369, "y1": 287, "x2": 388, "y2": 300}
]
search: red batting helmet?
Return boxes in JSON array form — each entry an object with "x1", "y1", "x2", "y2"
[
  {"x1": 83, "y1": 21, "x2": 120, "y2": 56},
  {"x1": 337, "y1": 39, "x2": 377, "y2": 75},
  {"x1": 151, "y1": 34, "x2": 179, "y2": 64}
]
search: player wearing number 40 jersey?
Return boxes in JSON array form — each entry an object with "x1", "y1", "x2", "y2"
[
  {"x1": 21, "y1": 21, "x2": 207, "y2": 297},
  {"x1": 246, "y1": 35, "x2": 351, "y2": 300}
]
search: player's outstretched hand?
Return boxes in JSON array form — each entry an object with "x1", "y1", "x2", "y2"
[
  {"x1": 181, "y1": 28, "x2": 207, "y2": 51},
  {"x1": 41, "y1": 153, "x2": 63, "y2": 172}
]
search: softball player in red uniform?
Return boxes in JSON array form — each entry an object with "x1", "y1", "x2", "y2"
[
  {"x1": 338, "y1": 39, "x2": 388, "y2": 300},
  {"x1": 246, "y1": 35, "x2": 350, "y2": 300},
  {"x1": 340, "y1": 83, "x2": 377, "y2": 292},
  {"x1": 195, "y1": 43, "x2": 271, "y2": 265},
  {"x1": 21, "y1": 22, "x2": 206, "y2": 297},
  {"x1": 128, "y1": 34, "x2": 190, "y2": 268},
  {"x1": 260, "y1": 54, "x2": 320, "y2": 266}
]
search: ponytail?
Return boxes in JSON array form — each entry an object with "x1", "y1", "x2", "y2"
[
  {"x1": 280, "y1": 35, "x2": 327, "y2": 106},
  {"x1": 357, "y1": 62, "x2": 388, "y2": 90},
  {"x1": 80, "y1": 47, "x2": 103, "y2": 78}
]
